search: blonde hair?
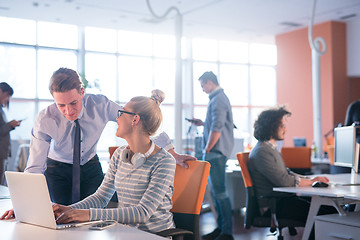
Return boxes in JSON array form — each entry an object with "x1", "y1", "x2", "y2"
[{"x1": 130, "y1": 89, "x2": 165, "y2": 135}]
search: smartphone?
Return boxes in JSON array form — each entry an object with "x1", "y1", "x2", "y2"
[
  {"x1": 89, "y1": 221, "x2": 116, "y2": 230},
  {"x1": 185, "y1": 118, "x2": 196, "y2": 123}
]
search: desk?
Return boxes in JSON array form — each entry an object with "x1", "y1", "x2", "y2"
[
  {"x1": 274, "y1": 173, "x2": 360, "y2": 240},
  {"x1": 345, "y1": 192, "x2": 360, "y2": 201},
  {"x1": 0, "y1": 199, "x2": 166, "y2": 240},
  {"x1": 314, "y1": 212, "x2": 360, "y2": 239},
  {"x1": 344, "y1": 192, "x2": 360, "y2": 212},
  {"x1": 0, "y1": 185, "x2": 10, "y2": 199}
]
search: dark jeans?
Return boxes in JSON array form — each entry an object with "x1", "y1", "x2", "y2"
[
  {"x1": 45, "y1": 155, "x2": 104, "y2": 205},
  {"x1": 274, "y1": 196, "x2": 310, "y2": 222},
  {"x1": 203, "y1": 151, "x2": 233, "y2": 235}
]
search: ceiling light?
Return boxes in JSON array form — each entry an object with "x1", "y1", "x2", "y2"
[
  {"x1": 279, "y1": 22, "x2": 303, "y2": 27},
  {"x1": 340, "y1": 14, "x2": 357, "y2": 20}
]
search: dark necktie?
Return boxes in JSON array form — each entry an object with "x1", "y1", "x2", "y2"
[{"x1": 72, "y1": 119, "x2": 81, "y2": 203}]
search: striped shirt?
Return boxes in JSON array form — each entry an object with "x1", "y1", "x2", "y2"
[{"x1": 71, "y1": 146, "x2": 176, "y2": 232}]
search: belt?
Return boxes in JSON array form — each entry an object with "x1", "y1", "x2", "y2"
[{"x1": 47, "y1": 154, "x2": 99, "y2": 166}]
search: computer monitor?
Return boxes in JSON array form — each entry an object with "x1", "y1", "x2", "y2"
[
  {"x1": 293, "y1": 137, "x2": 306, "y2": 147},
  {"x1": 334, "y1": 125, "x2": 359, "y2": 184}
]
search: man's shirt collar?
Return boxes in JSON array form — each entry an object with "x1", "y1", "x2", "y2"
[
  {"x1": 265, "y1": 140, "x2": 277, "y2": 150},
  {"x1": 209, "y1": 86, "x2": 222, "y2": 99}
]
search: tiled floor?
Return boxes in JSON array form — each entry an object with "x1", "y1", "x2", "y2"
[{"x1": 199, "y1": 210, "x2": 303, "y2": 240}]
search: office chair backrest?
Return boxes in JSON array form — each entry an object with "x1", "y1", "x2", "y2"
[
  {"x1": 109, "y1": 146, "x2": 119, "y2": 159},
  {"x1": 325, "y1": 135, "x2": 335, "y2": 165},
  {"x1": 171, "y1": 160, "x2": 210, "y2": 240},
  {"x1": 327, "y1": 145, "x2": 335, "y2": 165},
  {"x1": 171, "y1": 161, "x2": 210, "y2": 214},
  {"x1": 280, "y1": 147, "x2": 311, "y2": 169},
  {"x1": 236, "y1": 152, "x2": 251, "y2": 187},
  {"x1": 236, "y1": 152, "x2": 258, "y2": 228}
]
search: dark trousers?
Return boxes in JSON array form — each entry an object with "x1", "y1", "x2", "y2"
[
  {"x1": 274, "y1": 196, "x2": 337, "y2": 240},
  {"x1": 203, "y1": 151, "x2": 233, "y2": 235},
  {"x1": 44, "y1": 155, "x2": 104, "y2": 205},
  {"x1": 0, "y1": 158, "x2": 7, "y2": 185}
]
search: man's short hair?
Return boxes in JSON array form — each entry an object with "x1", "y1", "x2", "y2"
[
  {"x1": 198, "y1": 71, "x2": 219, "y2": 86},
  {"x1": 49, "y1": 68, "x2": 83, "y2": 95},
  {"x1": 253, "y1": 106, "x2": 291, "y2": 141}
]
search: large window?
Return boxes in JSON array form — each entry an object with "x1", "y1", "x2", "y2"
[
  {"x1": 0, "y1": 17, "x2": 36, "y2": 45},
  {"x1": 192, "y1": 39, "x2": 277, "y2": 145},
  {"x1": 0, "y1": 46, "x2": 36, "y2": 99},
  {"x1": 37, "y1": 21, "x2": 78, "y2": 49},
  {"x1": 38, "y1": 49, "x2": 77, "y2": 99},
  {"x1": 85, "y1": 53, "x2": 117, "y2": 99},
  {"x1": 0, "y1": 16, "x2": 277, "y2": 158},
  {"x1": 84, "y1": 29, "x2": 178, "y2": 148}
]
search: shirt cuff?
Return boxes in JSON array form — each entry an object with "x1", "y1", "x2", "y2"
[
  {"x1": 152, "y1": 131, "x2": 173, "y2": 150},
  {"x1": 163, "y1": 143, "x2": 175, "y2": 151}
]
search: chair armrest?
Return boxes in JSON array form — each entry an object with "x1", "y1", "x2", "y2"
[{"x1": 156, "y1": 228, "x2": 193, "y2": 239}]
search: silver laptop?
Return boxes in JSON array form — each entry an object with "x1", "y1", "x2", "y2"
[{"x1": 5, "y1": 171, "x2": 102, "y2": 229}]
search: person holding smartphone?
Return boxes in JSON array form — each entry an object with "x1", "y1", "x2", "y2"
[
  {"x1": 0, "y1": 82, "x2": 21, "y2": 185},
  {"x1": 189, "y1": 72, "x2": 235, "y2": 240},
  {"x1": 51, "y1": 90, "x2": 176, "y2": 233}
]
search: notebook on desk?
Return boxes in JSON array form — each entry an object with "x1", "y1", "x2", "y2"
[{"x1": 5, "y1": 171, "x2": 102, "y2": 230}]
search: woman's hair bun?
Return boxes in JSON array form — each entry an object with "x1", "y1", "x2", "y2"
[{"x1": 150, "y1": 89, "x2": 165, "y2": 105}]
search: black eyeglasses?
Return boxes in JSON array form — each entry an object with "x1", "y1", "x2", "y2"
[{"x1": 117, "y1": 109, "x2": 137, "y2": 118}]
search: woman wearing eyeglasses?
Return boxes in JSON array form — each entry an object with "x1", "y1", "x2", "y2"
[
  {"x1": 0, "y1": 82, "x2": 21, "y2": 185},
  {"x1": 52, "y1": 89, "x2": 176, "y2": 233}
]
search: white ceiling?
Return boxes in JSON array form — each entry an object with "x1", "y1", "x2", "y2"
[{"x1": 1, "y1": 0, "x2": 360, "y2": 43}]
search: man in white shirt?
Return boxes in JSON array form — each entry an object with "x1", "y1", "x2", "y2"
[{"x1": 25, "y1": 67, "x2": 194, "y2": 205}]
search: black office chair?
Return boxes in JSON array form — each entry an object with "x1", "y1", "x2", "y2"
[{"x1": 237, "y1": 152, "x2": 305, "y2": 240}]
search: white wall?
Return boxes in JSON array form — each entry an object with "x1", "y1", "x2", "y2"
[{"x1": 347, "y1": 18, "x2": 360, "y2": 77}]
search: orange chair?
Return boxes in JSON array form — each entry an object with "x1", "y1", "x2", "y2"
[
  {"x1": 280, "y1": 147, "x2": 312, "y2": 175},
  {"x1": 157, "y1": 160, "x2": 210, "y2": 240},
  {"x1": 236, "y1": 152, "x2": 304, "y2": 240},
  {"x1": 325, "y1": 136, "x2": 335, "y2": 165},
  {"x1": 325, "y1": 135, "x2": 335, "y2": 147},
  {"x1": 327, "y1": 145, "x2": 335, "y2": 165},
  {"x1": 108, "y1": 146, "x2": 119, "y2": 159}
]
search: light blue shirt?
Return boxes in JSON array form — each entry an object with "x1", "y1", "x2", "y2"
[
  {"x1": 25, "y1": 94, "x2": 174, "y2": 174},
  {"x1": 203, "y1": 88, "x2": 234, "y2": 158}
]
